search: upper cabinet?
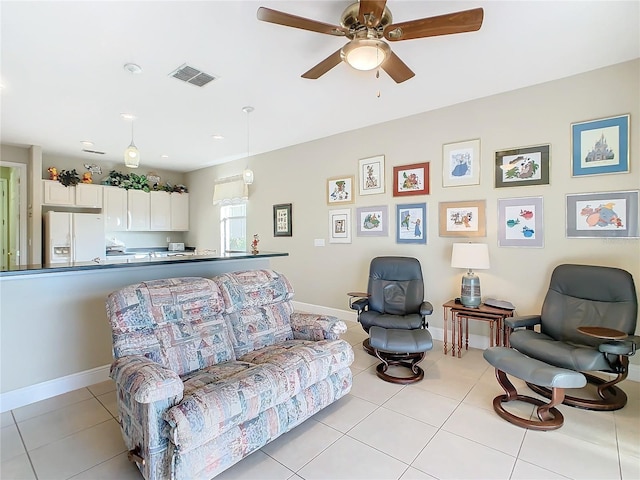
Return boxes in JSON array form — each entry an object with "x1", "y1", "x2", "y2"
[
  {"x1": 127, "y1": 190, "x2": 150, "y2": 231},
  {"x1": 75, "y1": 183, "x2": 103, "y2": 208},
  {"x1": 42, "y1": 180, "x2": 103, "y2": 207},
  {"x1": 150, "y1": 191, "x2": 171, "y2": 231},
  {"x1": 43, "y1": 180, "x2": 74, "y2": 205},
  {"x1": 103, "y1": 186, "x2": 127, "y2": 231},
  {"x1": 170, "y1": 193, "x2": 189, "y2": 231},
  {"x1": 149, "y1": 191, "x2": 189, "y2": 231},
  {"x1": 49, "y1": 184, "x2": 190, "y2": 233}
]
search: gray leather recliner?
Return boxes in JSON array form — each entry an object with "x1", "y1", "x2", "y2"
[
  {"x1": 350, "y1": 256, "x2": 433, "y2": 383},
  {"x1": 507, "y1": 264, "x2": 638, "y2": 411}
]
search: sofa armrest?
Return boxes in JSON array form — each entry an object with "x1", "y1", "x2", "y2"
[
  {"x1": 290, "y1": 312, "x2": 348, "y2": 341},
  {"x1": 110, "y1": 355, "x2": 184, "y2": 404},
  {"x1": 504, "y1": 315, "x2": 541, "y2": 330}
]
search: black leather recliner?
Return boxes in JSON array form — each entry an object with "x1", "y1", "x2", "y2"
[
  {"x1": 507, "y1": 264, "x2": 638, "y2": 411},
  {"x1": 350, "y1": 256, "x2": 433, "y2": 383}
]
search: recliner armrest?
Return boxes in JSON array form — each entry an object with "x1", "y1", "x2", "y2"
[
  {"x1": 599, "y1": 340, "x2": 637, "y2": 356},
  {"x1": 420, "y1": 301, "x2": 434, "y2": 316},
  {"x1": 110, "y1": 355, "x2": 184, "y2": 404},
  {"x1": 599, "y1": 335, "x2": 639, "y2": 356},
  {"x1": 290, "y1": 312, "x2": 348, "y2": 340},
  {"x1": 504, "y1": 315, "x2": 541, "y2": 329},
  {"x1": 350, "y1": 298, "x2": 369, "y2": 313}
]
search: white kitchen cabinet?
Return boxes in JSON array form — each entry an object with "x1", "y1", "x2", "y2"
[
  {"x1": 75, "y1": 183, "x2": 103, "y2": 207},
  {"x1": 127, "y1": 189, "x2": 150, "y2": 231},
  {"x1": 103, "y1": 186, "x2": 128, "y2": 231},
  {"x1": 150, "y1": 191, "x2": 171, "y2": 231},
  {"x1": 42, "y1": 180, "x2": 75, "y2": 205},
  {"x1": 170, "y1": 193, "x2": 189, "y2": 231},
  {"x1": 42, "y1": 180, "x2": 103, "y2": 207}
]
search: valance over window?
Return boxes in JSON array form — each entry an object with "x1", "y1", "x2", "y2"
[{"x1": 213, "y1": 176, "x2": 248, "y2": 205}]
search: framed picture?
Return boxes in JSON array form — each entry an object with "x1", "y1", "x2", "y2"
[
  {"x1": 396, "y1": 203, "x2": 427, "y2": 244},
  {"x1": 328, "y1": 208, "x2": 352, "y2": 243},
  {"x1": 356, "y1": 205, "x2": 389, "y2": 237},
  {"x1": 566, "y1": 190, "x2": 639, "y2": 238},
  {"x1": 442, "y1": 139, "x2": 480, "y2": 187},
  {"x1": 495, "y1": 144, "x2": 550, "y2": 188},
  {"x1": 327, "y1": 176, "x2": 355, "y2": 205},
  {"x1": 498, "y1": 197, "x2": 544, "y2": 247},
  {"x1": 571, "y1": 114, "x2": 630, "y2": 176},
  {"x1": 358, "y1": 155, "x2": 385, "y2": 195},
  {"x1": 273, "y1": 203, "x2": 292, "y2": 237},
  {"x1": 393, "y1": 162, "x2": 430, "y2": 196},
  {"x1": 439, "y1": 200, "x2": 486, "y2": 237}
]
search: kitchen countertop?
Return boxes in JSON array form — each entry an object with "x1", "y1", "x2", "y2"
[{"x1": 0, "y1": 251, "x2": 288, "y2": 277}]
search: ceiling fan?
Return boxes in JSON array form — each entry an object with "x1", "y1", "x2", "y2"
[{"x1": 257, "y1": 0, "x2": 484, "y2": 83}]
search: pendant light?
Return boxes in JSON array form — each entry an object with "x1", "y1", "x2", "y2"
[
  {"x1": 124, "y1": 120, "x2": 140, "y2": 168},
  {"x1": 242, "y1": 106, "x2": 254, "y2": 185}
]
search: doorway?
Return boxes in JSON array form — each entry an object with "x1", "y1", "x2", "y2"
[{"x1": 0, "y1": 162, "x2": 28, "y2": 268}]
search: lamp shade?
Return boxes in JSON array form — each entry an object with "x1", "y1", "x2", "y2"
[
  {"x1": 124, "y1": 142, "x2": 140, "y2": 168},
  {"x1": 451, "y1": 243, "x2": 490, "y2": 270}
]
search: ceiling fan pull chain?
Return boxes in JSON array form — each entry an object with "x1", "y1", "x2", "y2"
[{"x1": 376, "y1": 68, "x2": 381, "y2": 98}]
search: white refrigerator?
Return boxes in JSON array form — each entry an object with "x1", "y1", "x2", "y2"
[{"x1": 44, "y1": 211, "x2": 105, "y2": 264}]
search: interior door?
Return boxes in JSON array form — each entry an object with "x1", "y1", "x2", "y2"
[
  {"x1": 0, "y1": 162, "x2": 28, "y2": 266},
  {"x1": 0, "y1": 178, "x2": 8, "y2": 270}
]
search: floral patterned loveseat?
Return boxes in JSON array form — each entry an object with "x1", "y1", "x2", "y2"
[{"x1": 106, "y1": 270, "x2": 354, "y2": 480}]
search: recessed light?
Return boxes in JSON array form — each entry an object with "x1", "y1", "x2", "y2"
[
  {"x1": 161, "y1": 154, "x2": 169, "y2": 158},
  {"x1": 124, "y1": 63, "x2": 143, "y2": 74},
  {"x1": 211, "y1": 134, "x2": 224, "y2": 140},
  {"x1": 120, "y1": 113, "x2": 135, "y2": 120},
  {"x1": 80, "y1": 140, "x2": 94, "y2": 147}
]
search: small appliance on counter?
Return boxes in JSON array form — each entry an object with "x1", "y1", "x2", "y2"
[{"x1": 168, "y1": 242, "x2": 185, "y2": 251}]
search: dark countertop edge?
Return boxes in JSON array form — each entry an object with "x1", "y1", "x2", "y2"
[{"x1": 0, "y1": 252, "x2": 288, "y2": 277}]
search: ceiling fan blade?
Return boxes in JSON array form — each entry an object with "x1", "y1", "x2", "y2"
[
  {"x1": 301, "y1": 49, "x2": 343, "y2": 79},
  {"x1": 358, "y1": 0, "x2": 387, "y2": 27},
  {"x1": 381, "y1": 51, "x2": 415, "y2": 83},
  {"x1": 384, "y1": 8, "x2": 484, "y2": 41},
  {"x1": 257, "y1": 7, "x2": 347, "y2": 36}
]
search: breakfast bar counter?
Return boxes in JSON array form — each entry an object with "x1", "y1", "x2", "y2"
[
  {"x1": 0, "y1": 250, "x2": 288, "y2": 277},
  {"x1": 0, "y1": 251, "x2": 289, "y2": 411}
]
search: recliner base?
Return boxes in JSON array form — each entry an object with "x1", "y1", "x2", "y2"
[
  {"x1": 527, "y1": 371, "x2": 628, "y2": 411},
  {"x1": 374, "y1": 350, "x2": 425, "y2": 384}
]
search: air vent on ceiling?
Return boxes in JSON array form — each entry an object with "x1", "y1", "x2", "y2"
[
  {"x1": 82, "y1": 149, "x2": 105, "y2": 155},
  {"x1": 170, "y1": 64, "x2": 217, "y2": 87}
]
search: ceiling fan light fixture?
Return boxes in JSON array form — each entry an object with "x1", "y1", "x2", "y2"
[{"x1": 341, "y1": 39, "x2": 390, "y2": 71}]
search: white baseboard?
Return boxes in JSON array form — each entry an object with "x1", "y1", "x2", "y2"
[
  {"x1": 3, "y1": 302, "x2": 638, "y2": 412},
  {"x1": 292, "y1": 301, "x2": 640, "y2": 383},
  {"x1": 0, "y1": 364, "x2": 111, "y2": 413}
]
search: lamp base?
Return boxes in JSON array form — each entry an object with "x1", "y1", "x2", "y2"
[{"x1": 460, "y1": 272, "x2": 481, "y2": 308}]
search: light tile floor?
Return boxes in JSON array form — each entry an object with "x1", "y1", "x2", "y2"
[{"x1": 2, "y1": 322, "x2": 639, "y2": 480}]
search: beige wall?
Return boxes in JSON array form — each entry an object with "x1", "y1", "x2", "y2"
[{"x1": 186, "y1": 59, "x2": 640, "y2": 344}]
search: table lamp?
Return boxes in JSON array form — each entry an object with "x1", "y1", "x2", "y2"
[{"x1": 451, "y1": 243, "x2": 490, "y2": 308}]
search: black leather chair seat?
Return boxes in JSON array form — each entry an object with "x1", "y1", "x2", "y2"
[{"x1": 359, "y1": 311, "x2": 423, "y2": 332}]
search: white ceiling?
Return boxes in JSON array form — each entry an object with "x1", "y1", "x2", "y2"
[{"x1": 1, "y1": 1, "x2": 638, "y2": 173}]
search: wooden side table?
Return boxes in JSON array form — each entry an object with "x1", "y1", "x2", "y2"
[{"x1": 442, "y1": 300, "x2": 515, "y2": 357}]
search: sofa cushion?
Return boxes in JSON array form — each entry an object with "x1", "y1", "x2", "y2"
[
  {"x1": 238, "y1": 339, "x2": 354, "y2": 396},
  {"x1": 215, "y1": 270, "x2": 295, "y2": 313},
  {"x1": 214, "y1": 271, "x2": 295, "y2": 356},
  {"x1": 164, "y1": 362, "x2": 289, "y2": 450},
  {"x1": 106, "y1": 277, "x2": 235, "y2": 376}
]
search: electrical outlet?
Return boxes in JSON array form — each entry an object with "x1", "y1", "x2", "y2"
[
  {"x1": 166, "y1": 236, "x2": 171, "y2": 243},
  {"x1": 314, "y1": 239, "x2": 325, "y2": 247}
]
